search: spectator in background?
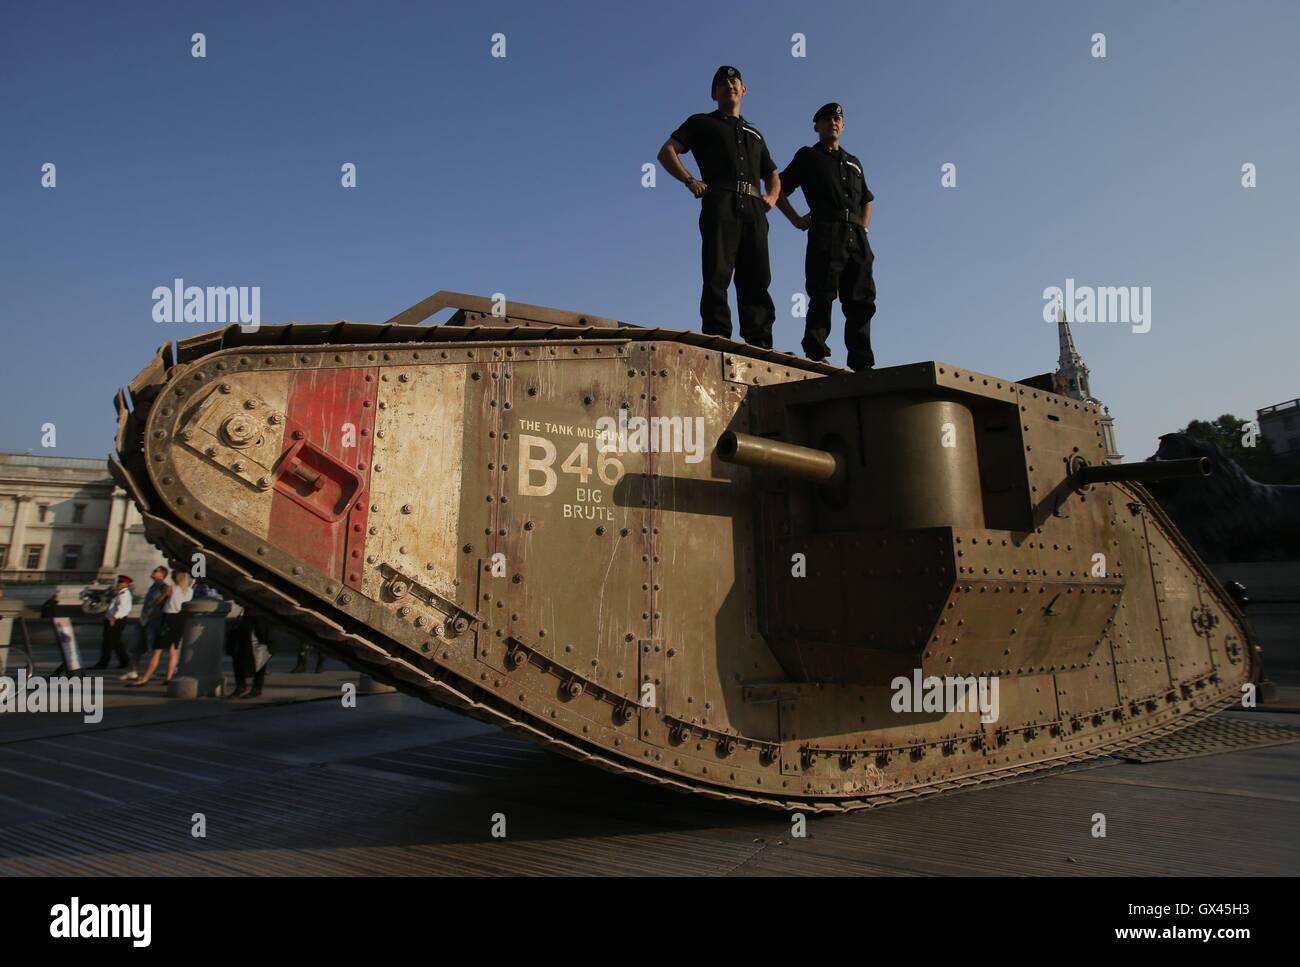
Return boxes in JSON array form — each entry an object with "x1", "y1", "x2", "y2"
[
  {"x1": 230, "y1": 611, "x2": 272, "y2": 699},
  {"x1": 122, "y1": 566, "x2": 169, "y2": 682},
  {"x1": 290, "y1": 642, "x2": 327, "y2": 675},
  {"x1": 193, "y1": 579, "x2": 221, "y2": 601},
  {"x1": 130, "y1": 570, "x2": 193, "y2": 687},
  {"x1": 92, "y1": 575, "x2": 133, "y2": 670}
]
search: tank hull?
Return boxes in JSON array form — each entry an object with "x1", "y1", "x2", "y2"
[{"x1": 112, "y1": 303, "x2": 1260, "y2": 810}]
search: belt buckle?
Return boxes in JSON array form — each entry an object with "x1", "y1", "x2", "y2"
[{"x1": 738, "y1": 181, "x2": 753, "y2": 195}]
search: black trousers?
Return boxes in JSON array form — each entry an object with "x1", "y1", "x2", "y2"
[
  {"x1": 698, "y1": 191, "x2": 775, "y2": 347},
  {"x1": 803, "y1": 222, "x2": 876, "y2": 370},
  {"x1": 233, "y1": 638, "x2": 267, "y2": 690},
  {"x1": 232, "y1": 618, "x2": 271, "y2": 689},
  {"x1": 98, "y1": 620, "x2": 128, "y2": 668}
]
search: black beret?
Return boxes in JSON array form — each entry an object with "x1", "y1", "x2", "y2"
[
  {"x1": 711, "y1": 65, "x2": 742, "y2": 94},
  {"x1": 814, "y1": 102, "x2": 844, "y2": 122}
]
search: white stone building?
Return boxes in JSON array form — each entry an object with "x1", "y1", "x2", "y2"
[
  {"x1": 1257, "y1": 398, "x2": 1300, "y2": 461},
  {"x1": 0, "y1": 452, "x2": 167, "y2": 594}
]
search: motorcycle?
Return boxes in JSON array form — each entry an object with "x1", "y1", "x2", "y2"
[{"x1": 79, "y1": 584, "x2": 113, "y2": 616}]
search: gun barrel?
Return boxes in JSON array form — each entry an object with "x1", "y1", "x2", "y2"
[
  {"x1": 717, "y1": 431, "x2": 846, "y2": 485},
  {"x1": 1073, "y1": 457, "x2": 1211, "y2": 487}
]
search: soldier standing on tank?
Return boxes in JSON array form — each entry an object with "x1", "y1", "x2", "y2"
[
  {"x1": 775, "y1": 102, "x2": 877, "y2": 370},
  {"x1": 657, "y1": 66, "x2": 781, "y2": 348}
]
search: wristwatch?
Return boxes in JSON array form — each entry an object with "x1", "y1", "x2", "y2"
[{"x1": 684, "y1": 176, "x2": 697, "y2": 189}]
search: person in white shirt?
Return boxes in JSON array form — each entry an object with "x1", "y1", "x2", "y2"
[
  {"x1": 92, "y1": 575, "x2": 134, "y2": 670},
  {"x1": 130, "y1": 569, "x2": 193, "y2": 687}
]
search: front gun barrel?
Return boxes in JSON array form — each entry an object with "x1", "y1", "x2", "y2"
[{"x1": 716, "y1": 431, "x2": 846, "y2": 485}]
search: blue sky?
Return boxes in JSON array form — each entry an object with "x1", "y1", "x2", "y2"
[{"x1": 2, "y1": 0, "x2": 1297, "y2": 461}]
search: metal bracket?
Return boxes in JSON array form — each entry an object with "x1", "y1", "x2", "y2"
[
  {"x1": 179, "y1": 385, "x2": 284, "y2": 491},
  {"x1": 378, "y1": 562, "x2": 478, "y2": 631}
]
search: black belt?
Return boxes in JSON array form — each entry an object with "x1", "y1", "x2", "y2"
[
  {"x1": 813, "y1": 211, "x2": 865, "y2": 226},
  {"x1": 714, "y1": 181, "x2": 762, "y2": 198}
]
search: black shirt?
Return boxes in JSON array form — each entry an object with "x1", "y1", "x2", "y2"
[
  {"x1": 780, "y1": 142, "x2": 873, "y2": 223},
  {"x1": 670, "y1": 110, "x2": 777, "y2": 187}
]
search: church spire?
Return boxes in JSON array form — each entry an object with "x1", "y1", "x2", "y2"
[
  {"x1": 1050, "y1": 298, "x2": 1121, "y2": 462},
  {"x1": 1055, "y1": 301, "x2": 1091, "y2": 401}
]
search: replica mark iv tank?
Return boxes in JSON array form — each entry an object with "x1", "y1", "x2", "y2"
[{"x1": 112, "y1": 291, "x2": 1262, "y2": 810}]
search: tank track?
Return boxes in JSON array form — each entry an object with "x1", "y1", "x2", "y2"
[{"x1": 112, "y1": 320, "x2": 1261, "y2": 812}]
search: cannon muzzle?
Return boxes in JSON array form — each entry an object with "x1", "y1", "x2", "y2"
[
  {"x1": 716, "y1": 431, "x2": 846, "y2": 485},
  {"x1": 1072, "y1": 456, "x2": 1211, "y2": 487}
]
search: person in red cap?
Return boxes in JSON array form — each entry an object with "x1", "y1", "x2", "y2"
[{"x1": 92, "y1": 574, "x2": 133, "y2": 670}]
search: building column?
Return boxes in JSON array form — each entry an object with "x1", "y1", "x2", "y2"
[
  {"x1": 1100, "y1": 408, "x2": 1124, "y2": 464},
  {"x1": 7, "y1": 495, "x2": 32, "y2": 569},
  {"x1": 100, "y1": 489, "x2": 129, "y2": 577}
]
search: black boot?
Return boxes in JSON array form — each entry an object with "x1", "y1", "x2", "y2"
[
  {"x1": 314, "y1": 653, "x2": 326, "y2": 673},
  {"x1": 290, "y1": 656, "x2": 307, "y2": 674}
]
